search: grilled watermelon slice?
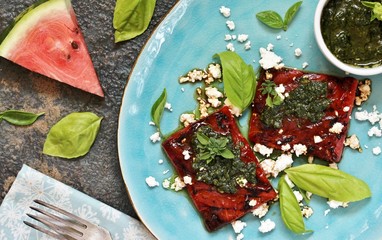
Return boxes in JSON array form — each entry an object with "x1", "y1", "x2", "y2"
[{"x1": 0, "y1": 0, "x2": 104, "y2": 97}]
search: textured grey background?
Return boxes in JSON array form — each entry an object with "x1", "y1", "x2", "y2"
[{"x1": 0, "y1": 0, "x2": 177, "y2": 220}]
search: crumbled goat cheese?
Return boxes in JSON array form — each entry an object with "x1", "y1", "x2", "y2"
[
  {"x1": 294, "y1": 48, "x2": 302, "y2": 57},
  {"x1": 163, "y1": 169, "x2": 170, "y2": 175},
  {"x1": 308, "y1": 156, "x2": 314, "y2": 164},
  {"x1": 293, "y1": 144, "x2": 307, "y2": 157},
  {"x1": 225, "y1": 34, "x2": 232, "y2": 41},
  {"x1": 258, "y1": 219, "x2": 276, "y2": 233},
  {"x1": 232, "y1": 220, "x2": 247, "y2": 233},
  {"x1": 180, "y1": 113, "x2": 196, "y2": 127},
  {"x1": 273, "y1": 153, "x2": 293, "y2": 176},
  {"x1": 226, "y1": 42, "x2": 235, "y2": 51},
  {"x1": 253, "y1": 143, "x2": 274, "y2": 157},
  {"x1": 343, "y1": 106, "x2": 350, "y2": 112},
  {"x1": 355, "y1": 79, "x2": 371, "y2": 106},
  {"x1": 329, "y1": 122, "x2": 344, "y2": 134},
  {"x1": 293, "y1": 190, "x2": 304, "y2": 202},
  {"x1": 245, "y1": 41, "x2": 251, "y2": 50},
  {"x1": 252, "y1": 203, "x2": 269, "y2": 218},
  {"x1": 226, "y1": 20, "x2": 236, "y2": 30},
  {"x1": 267, "y1": 43, "x2": 274, "y2": 51},
  {"x1": 284, "y1": 175, "x2": 295, "y2": 188},
  {"x1": 324, "y1": 209, "x2": 331, "y2": 216},
  {"x1": 165, "y1": 102, "x2": 173, "y2": 111},
  {"x1": 275, "y1": 84, "x2": 286, "y2": 100},
  {"x1": 249, "y1": 199, "x2": 257, "y2": 207},
  {"x1": 281, "y1": 143, "x2": 291, "y2": 151},
  {"x1": 150, "y1": 132, "x2": 161, "y2": 143},
  {"x1": 368, "y1": 126, "x2": 382, "y2": 137},
  {"x1": 182, "y1": 150, "x2": 191, "y2": 160},
  {"x1": 232, "y1": 35, "x2": 237, "y2": 40},
  {"x1": 302, "y1": 206, "x2": 314, "y2": 218},
  {"x1": 237, "y1": 233, "x2": 244, "y2": 240},
  {"x1": 302, "y1": 62, "x2": 309, "y2": 69},
  {"x1": 208, "y1": 64, "x2": 222, "y2": 79},
  {"x1": 329, "y1": 162, "x2": 338, "y2": 169},
  {"x1": 219, "y1": 6, "x2": 231, "y2": 17},
  {"x1": 149, "y1": 121, "x2": 155, "y2": 126},
  {"x1": 224, "y1": 98, "x2": 242, "y2": 117},
  {"x1": 276, "y1": 35, "x2": 282, "y2": 40},
  {"x1": 373, "y1": 146, "x2": 381, "y2": 155},
  {"x1": 205, "y1": 86, "x2": 223, "y2": 108},
  {"x1": 145, "y1": 176, "x2": 159, "y2": 187},
  {"x1": 314, "y1": 135, "x2": 323, "y2": 143},
  {"x1": 260, "y1": 159, "x2": 276, "y2": 177},
  {"x1": 237, "y1": 34, "x2": 249, "y2": 43},
  {"x1": 183, "y1": 176, "x2": 193, "y2": 185},
  {"x1": 344, "y1": 134, "x2": 361, "y2": 150},
  {"x1": 327, "y1": 200, "x2": 349, "y2": 209},
  {"x1": 158, "y1": 159, "x2": 164, "y2": 164},
  {"x1": 181, "y1": 87, "x2": 185, "y2": 92},
  {"x1": 162, "y1": 179, "x2": 170, "y2": 189},
  {"x1": 236, "y1": 177, "x2": 248, "y2": 187},
  {"x1": 171, "y1": 177, "x2": 186, "y2": 191},
  {"x1": 355, "y1": 105, "x2": 382, "y2": 125},
  {"x1": 259, "y1": 46, "x2": 284, "y2": 70},
  {"x1": 198, "y1": 97, "x2": 210, "y2": 118}
]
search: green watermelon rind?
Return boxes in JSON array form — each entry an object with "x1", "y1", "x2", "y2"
[
  {"x1": 0, "y1": 0, "x2": 71, "y2": 55},
  {"x1": 0, "y1": 0, "x2": 52, "y2": 44}
]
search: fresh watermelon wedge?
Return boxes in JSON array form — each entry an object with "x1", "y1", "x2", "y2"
[{"x1": 0, "y1": 0, "x2": 104, "y2": 97}]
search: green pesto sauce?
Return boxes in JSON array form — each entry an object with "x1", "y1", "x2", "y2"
[
  {"x1": 261, "y1": 78, "x2": 331, "y2": 129},
  {"x1": 321, "y1": 0, "x2": 382, "y2": 67},
  {"x1": 191, "y1": 126, "x2": 257, "y2": 194}
]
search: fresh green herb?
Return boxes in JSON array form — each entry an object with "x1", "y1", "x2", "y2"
[
  {"x1": 256, "y1": 1, "x2": 303, "y2": 31},
  {"x1": 43, "y1": 112, "x2": 103, "y2": 159},
  {"x1": 261, "y1": 80, "x2": 283, "y2": 108},
  {"x1": 151, "y1": 88, "x2": 167, "y2": 130},
  {"x1": 278, "y1": 175, "x2": 312, "y2": 234},
  {"x1": 113, "y1": 0, "x2": 156, "y2": 42},
  {"x1": 285, "y1": 164, "x2": 372, "y2": 202},
  {"x1": 361, "y1": 1, "x2": 382, "y2": 21},
  {"x1": 0, "y1": 110, "x2": 44, "y2": 126},
  {"x1": 195, "y1": 132, "x2": 234, "y2": 164},
  {"x1": 214, "y1": 51, "x2": 257, "y2": 113}
]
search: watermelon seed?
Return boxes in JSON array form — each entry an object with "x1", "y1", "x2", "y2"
[{"x1": 71, "y1": 41, "x2": 79, "y2": 49}]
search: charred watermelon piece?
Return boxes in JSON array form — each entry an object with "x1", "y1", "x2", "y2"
[
  {"x1": 162, "y1": 106, "x2": 277, "y2": 231},
  {"x1": 249, "y1": 68, "x2": 358, "y2": 163},
  {"x1": 0, "y1": 0, "x2": 104, "y2": 97}
]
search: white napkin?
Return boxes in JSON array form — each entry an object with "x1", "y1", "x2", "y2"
[{"x1": 0, "y1": 164, "x2": 156, "y2": 240}]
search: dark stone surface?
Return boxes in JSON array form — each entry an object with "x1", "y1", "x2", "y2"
[{"x1": 0, "y1": 0, "x2": 177, "y2": 221}]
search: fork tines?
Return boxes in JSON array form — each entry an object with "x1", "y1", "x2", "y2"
[{"x1": 24, "y1": 199, "x2": 89, "y2": 240}]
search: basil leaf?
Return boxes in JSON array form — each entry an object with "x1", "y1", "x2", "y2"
[
  {"x1": 113, "y1": 0, "x2": 156, "y2": 42},
  {"x1": 256, "y1": 11, "x2": 284, "y2": 29},
  {"x1": 0, "y1": 110, "x2": 44, "y2": 126},
  {"x1": 279, "y1": 175, "x2": 312, "y2": 234},
  {"x1": 151, "y1": 88, "x2": 167, "y2": 129},
  {"x1": 283, "y1": 1, "x2": 303, "y2": 31},
  {"x1": 285, "y1": 164, "x2": 372, "y2": 202},
  {"x1": 43, "y1": 112, "x2": 103, "y2": 159},
  {"x1": 214, "y1": 51, "x2": 257, "y2": 112},
  {"x1": 362, "y1": 1, "x2": 382, "y2": 21}
]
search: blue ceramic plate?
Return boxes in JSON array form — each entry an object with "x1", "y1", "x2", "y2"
[{"x1": 118, "y1": 1, "x2": 382, "y2": 239}]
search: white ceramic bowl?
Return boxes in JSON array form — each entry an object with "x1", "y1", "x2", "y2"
[{"x1": 314, "y1": 0, "x2": 382, "y2": 76}]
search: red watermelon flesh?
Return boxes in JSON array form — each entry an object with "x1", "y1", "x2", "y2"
[{"x1": 0, "y1": 0, "x2": 104, "y2": 97}]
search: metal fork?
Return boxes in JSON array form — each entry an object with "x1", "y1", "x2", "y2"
[{"x1": 24, "y1": 199, "x2": 112, "y2": 240}]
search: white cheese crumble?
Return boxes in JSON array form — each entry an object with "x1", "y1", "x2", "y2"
[
  {"x1": 252, "y1": 203, "x2": 269, "y2": 218},
  {"x1": 237, "y1": 34, "x2": 249, "y2": 43},
  {"x1": 205, "y1": 86, "x2": 223, "y2": 108},
  {"x1": 162, "y1": 179, "x2": 170, "y2": 189},
  {"x1": 253, "y1": 143, "x2": 274, "y2": 157},
  {"x1": 275, "y1": 84, "x2": 286, "y2": 100},
  {"x1": 284, "y1": 175, "x2": 295, "y2": 188},
  {"x1": 258, "y1": 219, "x2": 276, "y2": 233},
  {"x1": 165, "y1": 102, "x2": 173, "y2": 111},
  {"x1": 171, "y1": 177, "x2": 186, "y2": 191},
  {"x1": 314, "y1": 135, "x2": 323, "y2": 143},
  {"x1": 343, "y1": 106, "x2": 350, "y2": 112},
  {"x1": 208, "y1": 64, "x2": 222, "y2": 79},
  {"x1": 302, "y1": 62, "x2": 309, "y2": 69},
  {"x1": 249, "y1": 199, "x2": 257, "y2": 207},
  {"x1": 219, "y1": 6, "x2": 231, "y2": 17},
  {"x1": 224, "y1": 98, "x2": 242, "y2": 117},
  {"x1": 327, "y1": 200, "x2": 349, "y2": 209},
  {"x1": 355, "y1": 105, "x2": 382, "y2": 125},
  {"x1": 158, "y1": 159, "x2": 164, "y2": 164},
  {"x1": 274, "y1": 153, "x2": 294, "y2": 175},
  {"x1": 145, "y1": 176, "x2": 159, "y2": 187},
  {"x1": 225, "y1": 34, "x2": 232, "y2": 41},
  {"x1": 180, "y1": 113, "x2": 196, "y2": 127},
  {"x1": 293, "y1": 144, "x2": 307, "y2": 157},
  {"x1": 183, "y1": 176, "x2": 193, "y2": 185},
  {"x1": 368, "y1": 126, "x2": 382, "y2": 137},
  {"x1": 276, "y1": 35, "x2": 282, "y2": 40},
  {"x1": 294, "y1": 48, "x2": 302, "y2": 57},
  {"x1": 373, "y1": 146, "x2": 381, "y2": 155},
  {"x1": 293, "y1": 190, "x2": 304, "y2": 202},
  {"x1": 237, "y1": 233, "x2": 244, "y2": 240},
  {"x1": 150, "y1": 132, "x2": 161, "y2": 143},
  {"x1": 259, "y1": 46, "x2": 284, "y2": 70},
  {"x1": 149, "y1": 121, "x2": 155, "y2": 126},
  {"x1": 302, "y1": 206, "x2": 314, "y2": 218},
  {"x1": 226, "y1": 20, "x2": 236, "y2": 30},
  {"x1": 281, "y1": 143, "x2": 291, "y2": 151},
  {"x1": 182, "y1": 150, "x2": 191, "y2": 160},
  {"x1": 329, "y1": 122, "x2": 344, "y2": 134},
  {"x1": 344, "y1": 134, "x2": 361, "y2": 150},
  {"x1": 226, "y1": 42, "x2": 235, "y2": 51},
  {"x1": 244, "y1": 41, "x2": 251, "y2": 50},
  {"x1": 232, "y1": 220, "x2": 247, "y2": 233}
]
